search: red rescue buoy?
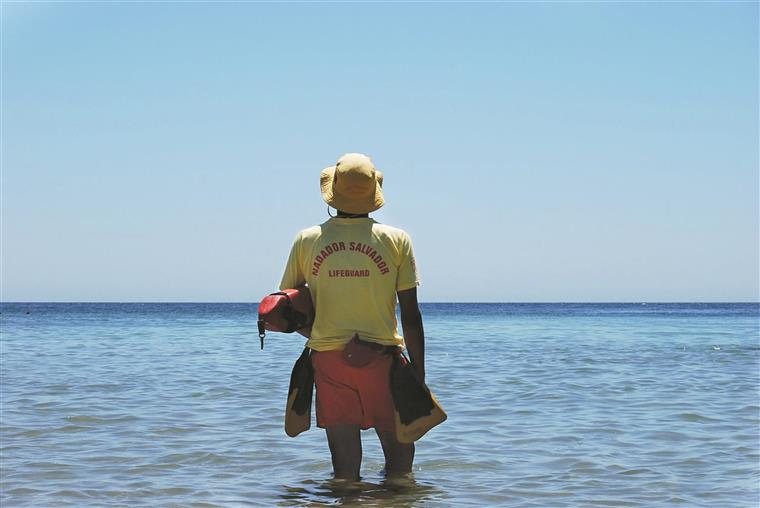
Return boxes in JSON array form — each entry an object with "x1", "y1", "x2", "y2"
[{"x1": 257, "y1": 285, "x2": 314, "y2": 349}]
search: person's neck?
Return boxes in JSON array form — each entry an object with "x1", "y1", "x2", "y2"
[{"x1": 336, "y1": 210, "x2": 369, "y2": 219}]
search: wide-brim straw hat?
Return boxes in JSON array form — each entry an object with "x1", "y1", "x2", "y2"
[{"x1": 320, "y1": 153, "x2": 384, "y2": 214}]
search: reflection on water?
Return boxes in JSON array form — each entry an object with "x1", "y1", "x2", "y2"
[{"x1": 280, "y1": 475, "x2": 446, "y2": 507}]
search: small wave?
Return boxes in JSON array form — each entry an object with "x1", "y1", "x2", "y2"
[
  {"x1": 644, "y1": 430, "x2": 690, "y2": 442},
  {"x1": 25, "y1": 461, "x2": 75, "y2": 469},
  {"x1": 32, "y1": 401, "x2": 60, "y2": 409},
  {"x1": 16, "y1": 428, "x2": 47, "y2": 438},
  {"x1": 128, "y1": 463, "x2": 183, "y2": 474},
  {"x1": 151, "y1": 426, "x2": 197, "y2": 435},
  {"x1": 154, "y1": 487, "x2": 196, "y2": 496},
  {"x1": 57, "y1": 425, "x2": 92, "y2": 433},
  {"x1": 618, "y1": 468, "x2": 655, "y2": 476},
  {"x1": 5, "y1": 487, "x2": 45, "y2": 495},
  {"x1": 85, "y1": 383, "x2": 123, "y2": 391},
  {"x1": 157, "y1": 451, "x2": 231, "y2": 465},
  {"x1": 588, "y1": 500, "x2": 641, "y2": 507},
  {"x1": 63, "y1": 415, "x2": 139, "y2": 424},
  {"x1": 675, "y1": 412, "x2": 721, "y2": 423},
  {"x1": 50, "y1": 489, "x2": 91, "y2": 499}
]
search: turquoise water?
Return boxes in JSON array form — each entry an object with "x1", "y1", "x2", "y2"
[{"x1": 1, "y1": 303, "x2": 758, "y2": 507}]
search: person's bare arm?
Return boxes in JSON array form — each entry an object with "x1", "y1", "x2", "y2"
[{"x1": 398, "y1": 287, "x2": 425, "y2": 383}]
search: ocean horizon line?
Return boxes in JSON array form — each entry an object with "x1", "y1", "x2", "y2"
[{"x1": 2, "y1": 301, "x2": 758, "y2": 305}]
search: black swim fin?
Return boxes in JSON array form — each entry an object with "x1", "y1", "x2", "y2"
[
  {"x1": 390, "y1": 352, "x2": 447, "y2": 443},
  {"x1": 285, "y1": 347, "x2": 314, "y2": 437}
]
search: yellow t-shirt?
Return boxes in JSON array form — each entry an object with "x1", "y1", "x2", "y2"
[{"x1": 279, "y1": 217, "x2": 420, "y2": 352}]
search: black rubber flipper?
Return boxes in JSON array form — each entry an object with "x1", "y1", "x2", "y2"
[
  {"x1": 390, "y1": 352, "x2": 447, "y2": 443},
  {"x1": 285, "y1": 347, "x2": 314, "y2": 437},
  {"x1": 390, "y1": 354, "x2": 435, "y2": 424}
]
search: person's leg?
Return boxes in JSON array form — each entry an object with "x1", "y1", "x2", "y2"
[
  {"x1": 375, "y1": 429, "x2": 414, "y2": 476},
  {"x1": 326, "y1": 424, "x2": 362, "y2": 480},
  {"x1": 313, "y1": 352, "x2": 363, "y2": 480}
]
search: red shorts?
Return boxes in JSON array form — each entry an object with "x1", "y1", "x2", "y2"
[{"x1": 311, "y1": 350, "x2": 395, "y2": 432}]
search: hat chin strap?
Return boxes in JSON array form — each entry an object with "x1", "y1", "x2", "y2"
[{"x1": 327, "y1": 205, "x2": 368, "y2": 219}]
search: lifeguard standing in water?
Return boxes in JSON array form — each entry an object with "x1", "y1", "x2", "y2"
[{"x1": 279, "y1": 153, "x2": 426, "y2": 480}]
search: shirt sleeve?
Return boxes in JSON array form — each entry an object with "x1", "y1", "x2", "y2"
[
  {"x1": 279, "y1": 233, "x2": 305, "y2": 290},
  {"x1": 396, "y1": 232, "x2": 421, "y2": 292}
]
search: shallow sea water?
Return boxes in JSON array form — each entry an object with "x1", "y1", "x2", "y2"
[{"x1": 1, "y1": 303, "x2": 758, "y2": 507}]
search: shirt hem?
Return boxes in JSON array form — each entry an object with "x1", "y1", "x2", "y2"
[{"x1": 396, "y1": 280, "x2": 421, "y2": 292}]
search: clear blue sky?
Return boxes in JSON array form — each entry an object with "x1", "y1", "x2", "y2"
[{"x1": 2, "y1": 2, "x2": 757, "y2": 302}]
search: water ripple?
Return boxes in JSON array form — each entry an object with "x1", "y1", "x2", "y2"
[{"x1": 1, "y1": 303, "x2": 758, "y2": 507}]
